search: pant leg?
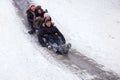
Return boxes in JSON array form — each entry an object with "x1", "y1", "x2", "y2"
[
  {"x1": 60, "y1": 36, "x2": 65, "y2": 44},
  {"x1": 47, "y1": 38, "x2": 59, "y2": 53},
  {"x1": 54, "y1": 36, "x2": 64, "y2": 45},
  {"x1": 29, "y1": 23, "x2": 36, "y2": 33},
  {"x1": 52, "y1": 43, "x2": 59, "y2": 53}
]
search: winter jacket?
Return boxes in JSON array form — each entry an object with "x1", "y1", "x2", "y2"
[
  {"x1": 38, "y1": 25, "x2": 66, "y2": 47},
  {"x1": 26, "y1": 9, "x2": 36, "y2": 25}
]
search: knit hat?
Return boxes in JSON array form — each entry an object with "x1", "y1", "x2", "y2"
[
  {"x1": 45, "y1": 19, "x2": 51, "y2": 23},
  {"x1": 44, "y1": 13, "x2": 50, "y2": 17},
  {"x1": 29, "y1": 4, "x2": 35, "y2": 9}
]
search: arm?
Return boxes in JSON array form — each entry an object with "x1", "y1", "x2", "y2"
[
  {"x1": 27, "y1": 12, "x2": 34, "y2": 23},
  {"x1": 38, "y1": 29, "x2": 46, "y2": 47}
]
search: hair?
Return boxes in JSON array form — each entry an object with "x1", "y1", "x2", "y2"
[
  {"x1": 26, "y1": 8, "x2": 31, "y2": 13},
  {"x1": 36, "y1": 5, "x2": 42, "y2": 10}
]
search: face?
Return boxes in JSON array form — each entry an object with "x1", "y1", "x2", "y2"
[
  {"x1": 46, "y1": 16, "x2": 51, "y2": 20},
  {"x1": 46, "y1": 22, "x2": 52, "y2": 27},
  {"x1": 31, "y1": 6, "x2": 35, "y2": 11},
  {"x1": 38, "y1": 9, "x2": 42, "y2": 14}
]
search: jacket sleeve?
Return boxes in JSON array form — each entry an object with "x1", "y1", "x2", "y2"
[
  {"x1": 38, "y1": 29, "x2": 46, "y2": 47},
  {"x1": 27, "y1": 12, "x2": 34, "y2": 23}
]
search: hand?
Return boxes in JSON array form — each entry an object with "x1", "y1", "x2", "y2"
[
  {"x1": 55, "y1": 33, "x2": 58, "y2": 35},
  {"x1": 36, "y1": 17, "x2": 41, "y2": 20}
]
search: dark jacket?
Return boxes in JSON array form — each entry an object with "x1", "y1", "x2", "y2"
[
  {"x1": 26, "y1": 9, "x2": 35, "y2": 25},
  {"x1": 38, "y1": 25, "x2": 66, "y2": 46}
]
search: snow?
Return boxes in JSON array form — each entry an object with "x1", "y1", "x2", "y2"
[
  {"x1": 33, "y1": 0, "x2": 120, "y2": 75},
  {"x1": 1, "y1": 0, "x2": 120, "y2": 79},
  {"x1": 0, "y1": 0, "x2": 81, "y2": 80}
]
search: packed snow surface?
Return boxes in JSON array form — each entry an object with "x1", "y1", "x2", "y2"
[
  {"x1": 33, "y1": 0, "x2": 120, "y2": 75},
  {"x1": 0, "y1": 0, "x2": 81, "y2": 80}
]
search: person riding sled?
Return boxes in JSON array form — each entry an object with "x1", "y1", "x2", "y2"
[
  {"x1": 26, "y1": 4, "x2": 43, "y2": 34},
  {"x1": 34, "y1": 5, "x2": 48, "y2": 29},
  {"x1": 35, "y1": 5, "x2": 48, "y2": 18},
  {"x1": 38, "y1": 19, "x2": 71, "y2": 54}
]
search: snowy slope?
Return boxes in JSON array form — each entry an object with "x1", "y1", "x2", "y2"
[
  {"x1": 33, "y1": 0, "x2": 120, "y2": 75},
  {"x1": 0, "y1": 0, "x2": 81, "y2": 80}
]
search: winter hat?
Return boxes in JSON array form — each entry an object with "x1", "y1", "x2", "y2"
[
  {"x1": 29, "y1": 3, "x2": 35, "y2": 9},
  {"x1": 44, "y1": 13, "x2": 50, "y2": 17},
  {"x1": 44, "y1": 13, "x2": 52, "y2": 21},
  {"x1": 45, "y1": 19, "x2": 51, "y2": 23}
]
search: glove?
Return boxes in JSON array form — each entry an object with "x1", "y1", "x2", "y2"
[
  {"x1": 55, "y1": 33, "x2": 58, "y2": 36},
  {"x1": 36, "y1": 17, "x2": 41, "y2": 20},
  {"x1": 45, "y1": 9, "x2": 48, "y2": 13}
]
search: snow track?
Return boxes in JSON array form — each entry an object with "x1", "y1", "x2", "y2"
[{"x1": 13, "y1": 0, "x2": 120, "y2": 80}]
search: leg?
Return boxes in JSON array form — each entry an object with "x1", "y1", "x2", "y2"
[
  {"x1": 57, "y1": 36, "x2": 71, "y2": 54},
  {"x1": 58, "y1": 36, "x2": 65, "y2": 45},
  {"x1": 28, "y1": 23, "x2": 36, "y2": 34},
  {"x1": 47, "y1": 38, "x2": 59, "y2": 53}
]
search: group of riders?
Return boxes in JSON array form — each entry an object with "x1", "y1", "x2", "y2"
[{"x1": 26, "y1": 4, "x2": 71, "y2": 54}]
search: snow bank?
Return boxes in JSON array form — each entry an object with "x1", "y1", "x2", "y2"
[
  {"x1": 0, "y1": 0, "x2": 81, "y2": 80},
  {"x1": 33, "y1": 0, "x2": 120, "y2": 75}
]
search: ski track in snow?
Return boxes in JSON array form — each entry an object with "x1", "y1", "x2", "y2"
[
  {"x1": 12, "y1": 0, "x2": 120, "y2": 80},
  {"x1": 0, "y1": 0, "x2": 82, "y2": 80},
  {"x1": 33, "y1": 0, "x2": 120, "y2": 76}
]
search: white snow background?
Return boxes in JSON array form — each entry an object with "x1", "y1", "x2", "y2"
[
  {"x1": 0, "y1": 0, "x2": 82, "y2": 80},
  {"x1": 0, "y1": 0, "x2": 120, "y2": 79},
  {"x1": 33, "y1": 0, "x2": 120, "y2": 75}
]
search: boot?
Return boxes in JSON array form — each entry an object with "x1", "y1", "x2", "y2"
[
  {"x1": 28, "y1": 30, "x2": 35, "y2": 34},
  {"x1": 67, "y1": 43, "x2": 71, "y2": 49}
]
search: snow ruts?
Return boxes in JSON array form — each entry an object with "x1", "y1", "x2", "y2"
[{"x1": 13, "y1": 0, "x2": 120, "y2": 80}]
